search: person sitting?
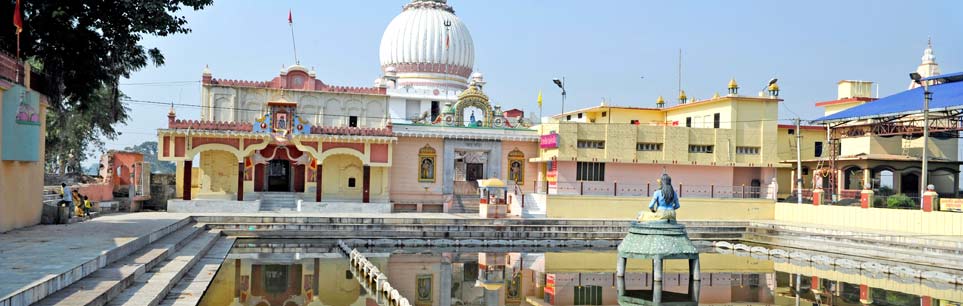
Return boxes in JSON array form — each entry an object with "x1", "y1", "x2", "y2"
[{"x1": 638, "y1": 173, "x2": 680, "y2": 223}]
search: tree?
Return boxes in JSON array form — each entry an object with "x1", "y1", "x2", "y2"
[
  {"x1": 124, "y1": 141, "x2": 175, "y2": 174},
  {"x1": 1, "y1": 0, "x2": 213, "y2": 173},
  {"x1": 44, "y1": 86, "x2": 130, "y2": 174}
]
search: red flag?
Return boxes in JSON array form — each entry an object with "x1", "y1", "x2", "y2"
[
  {"x1": 287, "y1": 9, "x2": 292, "y2": 24},
  {"x1": 445, "y1": 33, "x2": 450, "y2": 50},
  {"x1": 13, "y1": 0, "x2": 23, "y2": 34}
]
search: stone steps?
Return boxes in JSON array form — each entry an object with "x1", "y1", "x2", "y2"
[
  {"x1": 259, "y1": 193, "x2": 297, "y2": 212},
  {"x1": 157, "y1": 237, "x2": 236, "y2": 306},
  {"x1": 106, "y1": 230, "x2": 221, "y2": 306},
  {"x1": 191, "y1": 215, "x2": 745, "y2": 227},
  {"x1": 742, "y1": 224, "x2": 963, "y2": 270},
  {"x1": 33, "y1": 223, "x2": 206, "y2": 306},
  {"x1": 448, "y1": 195, "x2": 479, "y2": 213},
  {"x1": 0, "y1": 217, "x2": 193, "y2": 306}
]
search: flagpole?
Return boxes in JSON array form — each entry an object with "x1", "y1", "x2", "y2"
[{"x1": 288, "y1": 10, "x2": 299, "y2": 65}]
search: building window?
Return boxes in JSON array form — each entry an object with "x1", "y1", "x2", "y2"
[
  {"x1": 577, "y1": 113, "x2": 583, "y2": 119},
  {"x1": 577, "y1": 140, "x2": 605, "y2": 149},
  {"x1": 689, "y1": 145, "x2": 714, "y2": 153},
  {"x1": 347, "y1": 178, "x2": 356, "y2": 188},
  {"x1": 685, "y1": 117, "x2": 692, "y2": 127},
  {"x1": 601, "y1": 111, "x2": 607, "y2": 117},
  {"x1": 713, "y1": 113, "x2": 721, "y2": 128},
  {"x1": 630, "y1": 120, "x2": 640, "y2": 125},
  {"x1": 787, "y1": 129, "x2": 795, "y2": 135},
  {"x1": 574, "y1": 285, "x2": 602, "y2": 305},
  {"x1": 430, "y1": 101, "x2": 440, "y2": 120},
  {"x1": 636, "y1": 143, "x2": 662, "y2": 151},
  {"x1": 405, "y1": 100, "x2": 420, "y2": 120},
  {"x1": 576, "y1": 162, "x2": 605, "y2": 181},
  {"x1": 566, "y1": 115, "x2": 572, "y2": 121},
  {"x1": 814, "y1": 141, "x2": 823, "y2": 157},
  {"x1": 736, "y1": 146, "x2": 760, "y2": 155},
  {"x1": 349, "y1": 116, "x2": 358, "y2": 127},
  {"x1": 802, "y1": 166, "x2": 810, "y2": 175}
]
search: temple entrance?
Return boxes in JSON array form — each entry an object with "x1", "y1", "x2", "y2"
[
  {"x1": 267, "y1": 160, "x2": 291, "y2": 192},
  {"x1": 466, "y1": 163, "x2": 484, "y2": 181}
]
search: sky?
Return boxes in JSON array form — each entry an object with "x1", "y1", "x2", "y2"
[{"x1": 109, "y1": 0, "x2": 963, "y2": 156}]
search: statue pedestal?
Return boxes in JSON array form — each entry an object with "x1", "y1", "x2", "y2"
[{"x1": 616, "y1": 221, "x2": 700, "y2": 282}]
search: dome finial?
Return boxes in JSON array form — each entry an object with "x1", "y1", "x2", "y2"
[
  {"x1": 728, "y1": 77, "x2": 739, "y2": 95},
  {"x1": 678, "y1": 90, "x2": 687, "y2": 104},
  {"x1": 656, "y1": 95, "x2": 665, "y2": 108}
]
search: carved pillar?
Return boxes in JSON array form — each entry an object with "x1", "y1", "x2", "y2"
[
  {"x1": 237, "y1": 162, "x2": 244, "y2": 201},
  {"x1": 183, "y1": 160, "x2": 192, "y2": 200},
  {"x1": 363, "y1": 165, "x2": 371, "y2": 203}
]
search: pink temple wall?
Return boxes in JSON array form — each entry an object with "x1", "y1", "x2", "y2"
[
  {"x1": 389, "y1": 137, "x2": 444, "y2": 203},
  {"x1": 370, "y1": 144, "x2": 389, "y2": 163},
  {"x1": 500, "y1": 141, "x2": 539, "y2": 189}
]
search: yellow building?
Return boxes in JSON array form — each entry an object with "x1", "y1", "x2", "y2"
[
  {"x1": 0, "y1": 58, "x2": 48, "y2": 233},
  {"x1": 533, "y1": 79, "x2": 786, "y2": 199}
]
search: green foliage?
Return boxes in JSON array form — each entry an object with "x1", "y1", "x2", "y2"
[
  {"x1": 876, "y1": 186, "x2": 894, "y2": 196},
  {"x1": 886, "y1": 194, "x2": 916, "y2": 209},
  {"x1": 0, "y1": 0, "x2": 212, "y2": 173},
  {"x1": 124, "y1": 141, "x2": 176, "y2": 174}
]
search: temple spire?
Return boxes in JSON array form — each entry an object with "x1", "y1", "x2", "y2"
[{"x1": 910, "y1": 37, "x2": 941, "y2": 89}]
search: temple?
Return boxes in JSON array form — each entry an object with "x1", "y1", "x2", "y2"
[{"x1": 158, "y1": 0, "x2": 538, "y2": 213}]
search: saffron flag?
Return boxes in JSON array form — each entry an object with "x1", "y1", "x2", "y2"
[
  {"x1": 445, "y1": 32, "x2": 450, "y2": 50},
  {"x1": 13, "y1": 0, "x2": 22, "y2": 34},
  {"x1": 288, "y1": 9, "x2": 292, "y2": 24},
  {"x1": 537, "y1": 90, "x2": 543, "y2": 108}
]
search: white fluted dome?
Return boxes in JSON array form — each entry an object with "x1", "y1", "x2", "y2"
[{"x1": 380, "y1": 0, "x2": 475, "y2": 88}]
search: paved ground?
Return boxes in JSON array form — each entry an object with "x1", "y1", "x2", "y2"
[{"x1": 0, "y1": 213, "x2": 190, "y2": 300}]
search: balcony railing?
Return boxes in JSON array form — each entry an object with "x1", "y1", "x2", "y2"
[{"x1": 535, "y1": 181, "x2": 767, "y2": 199}]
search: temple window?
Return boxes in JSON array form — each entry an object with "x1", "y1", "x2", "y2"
[
  {"x1": 636, "y1": 143, "x2": 662, "y2": 151},
  {"x1": 349, "y1": 116, "x2": 358, "y2": 127},
  {"x1": 348, "y1": 177, "x2": 356, "y2": 188},
  {"x1": 736, "y1": 146, "x2": 760, "y2": 155}
]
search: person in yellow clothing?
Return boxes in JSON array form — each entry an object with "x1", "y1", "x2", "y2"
[
  {"x1": 82, "y1": 196, "x2": 92, "y2": 218},
  {"x1": 71, "y1": 190, "x2": 83, "y2": 217}
]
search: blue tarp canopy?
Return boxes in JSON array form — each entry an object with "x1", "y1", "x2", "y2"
[{"x1": 813, "y1": 72, "x2": 963, "y2": 123}]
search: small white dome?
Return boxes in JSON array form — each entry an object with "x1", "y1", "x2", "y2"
[{"x1": 379, "y1": 0, "x2": 474, "y2": 80}]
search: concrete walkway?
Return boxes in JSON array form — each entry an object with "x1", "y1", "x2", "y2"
[{"x1": 0, "y1": 213, "x2": 190, "y2": 305}]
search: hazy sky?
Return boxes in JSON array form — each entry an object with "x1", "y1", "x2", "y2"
[{"x1": 110, "y1": 0, "x2": 962, "y2": 156}]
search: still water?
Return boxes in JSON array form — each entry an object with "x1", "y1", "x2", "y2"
[{"x1": 198, "y1": 239, "x2": 963, "y2": 306}]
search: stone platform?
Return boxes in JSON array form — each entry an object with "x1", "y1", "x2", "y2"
[{"x1": 616, "y1": 221, "x2": 700, "y2": 281}]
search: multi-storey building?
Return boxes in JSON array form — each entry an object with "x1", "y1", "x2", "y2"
[{"x1": 534, "y1": 80, "x2": 785, "y2": 199}]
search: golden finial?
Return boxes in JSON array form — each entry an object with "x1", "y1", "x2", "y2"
[
  {"x1": 768, "y1": 82, "x2": 780, "y2": 91},
  {"x1": 678, "y1": 90, "x2": 687, "y2": 100},
  {"x1": 656, "y1": 95, "x2": 665, "y2": 104},
  {"x1": 728, "y1": 78, "x2": 738, "y2": 89},
  {"x1": 712, "y1": 92, "x2": 720, "y2": 99}
]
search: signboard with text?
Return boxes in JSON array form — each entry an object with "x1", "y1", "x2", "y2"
[
  {"x1": 540, "y1": 133, "x2": 559, "y2": 149},
  {"x1": 940, "y1": 198, "x2": 963, "y2": 212}
]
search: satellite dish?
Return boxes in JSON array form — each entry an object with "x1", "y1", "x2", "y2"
[{"x1": 768, "y1": 78, "x2": 778, "y2": 85}]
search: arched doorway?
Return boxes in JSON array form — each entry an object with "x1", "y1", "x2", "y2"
[
  {"x1": 321, "y1": 154, "x2": 365, "y2": 202},
  {"x1": 900, "y1": 171, "x2": 920, "y2": 196},
  {"x1": 254, "y1": 145, "x2": 307, "y2": 193}
]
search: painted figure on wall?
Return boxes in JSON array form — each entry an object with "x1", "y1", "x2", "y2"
[
  {"x1": 416, "y1": 274, "x2": 432, "y2": 304},
  {"x1": 420, "y1": 158, "x2": 434, "y2": 181},
  {"x1": 509, "y1": 160, "x2": 522, "y2": 183},
  {"x1": 418, "y1": 144, "x2": 437, "y2": 183}
]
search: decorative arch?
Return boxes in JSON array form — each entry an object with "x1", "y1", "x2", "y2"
[
  {"x1": 453, "y1": 85, "x2": 492, "y2": 127},
  {"x1": 318, "y1": 147, "x2": 367, "y2": 164},
  {"x1": 418, "y1": 144, "x2": 437, "y2": 182},
  {"x1": 185, "y1": 143, "x2": 244, "y2": 161}
]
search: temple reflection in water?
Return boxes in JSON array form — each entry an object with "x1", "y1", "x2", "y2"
[{"x1": 198, "y1": 246, "x2": 961, "y2": 306}]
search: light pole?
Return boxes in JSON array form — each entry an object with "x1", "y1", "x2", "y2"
[
  {"x1": 910, "y1": 72, "x2": 931, "y2": 197},
  {"x1": 553, "y1": 77, "x2": 566, "y2": 115}
]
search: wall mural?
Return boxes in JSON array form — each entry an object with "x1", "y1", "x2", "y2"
[
  {"x1": 418, "y1": 144, "x2": 437, "y2": 182},
  {"x1": 508, "y1": 149, "x2": 525, "y2": 185},
  {"x1": 1, "y1": 84, "x2": 41, "y2": 161}
]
